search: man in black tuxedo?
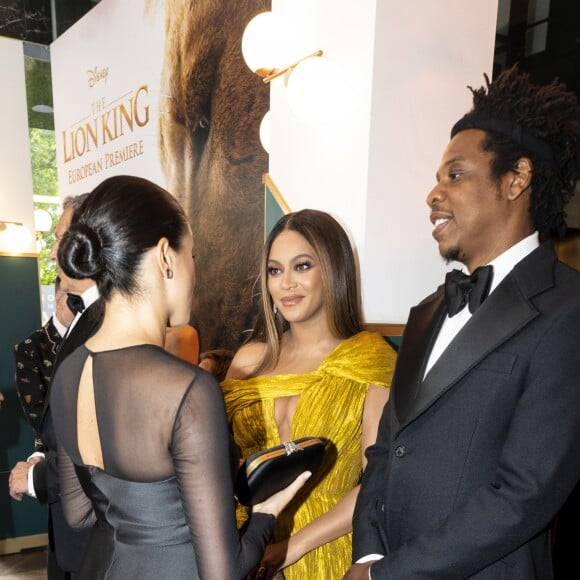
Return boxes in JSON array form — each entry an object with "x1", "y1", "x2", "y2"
[
  {"x1": 9, "y1": 193, "x2": 102, "y2": 579},
  {"x1": 344, "y1": 66, "x2": 580, "y2": 579}
]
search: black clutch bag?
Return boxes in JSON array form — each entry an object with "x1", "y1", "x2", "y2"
[{"x1": 234, "y1": 437, "x2": 325, "y2": 506}]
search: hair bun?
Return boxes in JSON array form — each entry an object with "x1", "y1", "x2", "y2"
[{"x1": 58, "y1": 222, "x2": 104, "y2": 280}]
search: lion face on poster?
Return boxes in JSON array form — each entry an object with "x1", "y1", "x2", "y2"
[{"x1": 159, "y1": 0, "x2": 270, "y2": 351}]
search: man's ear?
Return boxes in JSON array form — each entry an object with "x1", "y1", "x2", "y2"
[{"x1": 508, "y1": 157, "x2": 533, "y2": 200}]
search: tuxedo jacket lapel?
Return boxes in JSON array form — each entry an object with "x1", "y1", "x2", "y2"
[
  {"x1": 395, "y1": 243, "x2": 555, "y2": 429},
  {"x1": 41, "y1": 298, "x2": 103, "y2": 422},
  {"x1": 416, "y1": 275, "x2": 537, "y2": 418},
  {"x1": 394, "y1": 291, "x2": 446, "y2": 426}
]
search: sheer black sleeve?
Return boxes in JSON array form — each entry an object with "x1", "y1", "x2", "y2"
[
  {"x1": 57, "y1": 442, "x2": 96, "y2": 529},
  {"x1": 173, "y1": 371, "x2": 275, "y2": 579}
]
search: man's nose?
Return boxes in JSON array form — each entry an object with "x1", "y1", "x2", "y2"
[{"x1": 426, "y1": 183, "x2": 442, "y2": 209}]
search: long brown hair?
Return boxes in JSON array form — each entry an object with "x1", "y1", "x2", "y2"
[{"x1": 248, "y1": 209, "x2": 362, "y2": 376}]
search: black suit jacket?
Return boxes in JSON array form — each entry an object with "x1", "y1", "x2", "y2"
[
  {"x1": 352, "y1": 243, "x2": 580, "y2": 579},
  {"x1": 34, "y1": 298, "x2": 103, "y2": 572},
  {"x1": 14, "y1": 317, "x2": 62, "y2": 448}
]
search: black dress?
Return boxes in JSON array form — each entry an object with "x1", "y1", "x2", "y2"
[{"x1": 50, "y1": 344, "x2": 274, "y2": 579}]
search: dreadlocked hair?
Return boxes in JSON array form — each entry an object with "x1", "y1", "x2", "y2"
[{"x1": 464, "y1": 64, "x2": 580, "y2": 238}]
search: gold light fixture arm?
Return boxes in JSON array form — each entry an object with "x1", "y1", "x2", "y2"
[
  {"x1": 0, "y1": 220, "x2": 24, "y2": 230},
  {"x1": 259, "y1": 49, "x2": 324, "y2": 84}
]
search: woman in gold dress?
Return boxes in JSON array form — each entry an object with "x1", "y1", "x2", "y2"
[{"x1": 222, "y1": 210, "x2": 396, "y2": 579}]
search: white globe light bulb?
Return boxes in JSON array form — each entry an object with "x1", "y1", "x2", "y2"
[
  {"x1": 259, "y1": 111, "x2": 271, "y2": 153},
  {"x1": 0, "y1": 223, "x2": 32, "y2": 254},
  {"x1": 242, "y1": 12, "x2": 292, "y2": 74},
  {"x1": 34, "y1": 208, "x2": 52, "y2": 232}
]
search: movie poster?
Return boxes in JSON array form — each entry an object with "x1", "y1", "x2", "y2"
[{"x1": 52, "y1": 0, "x2": 271, "y2": 351}]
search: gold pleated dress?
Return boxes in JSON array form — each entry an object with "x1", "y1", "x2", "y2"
[{"x1": 221, "y1": 331, "x2": 395, "y2": 579}]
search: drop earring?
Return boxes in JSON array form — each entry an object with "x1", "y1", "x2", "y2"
[
  {"x1": 273, "y1": 303, "x2": 278, "y2": 315},
  {"x1": 166, "y1": 268, "x2": 173, "y2": 279}
]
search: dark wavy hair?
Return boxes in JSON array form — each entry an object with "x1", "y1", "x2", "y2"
[
  {"x1": 248, "y1": 209, "x2": 362, "y2": 376},
  {"x1": 459, "y1": 65, "x2": 580, "y2": 237},
  {"x1": 58, "y1": 175, "x2": 189, "y2": 300}
]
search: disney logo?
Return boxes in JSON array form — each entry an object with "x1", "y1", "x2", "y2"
[{"x1": 87, "y1": 66, "x2": 109, "y2": 88}]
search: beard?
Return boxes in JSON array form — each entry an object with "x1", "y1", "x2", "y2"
[{"x1": 443, "y1": 246, "x2": 464, "y2": 264}]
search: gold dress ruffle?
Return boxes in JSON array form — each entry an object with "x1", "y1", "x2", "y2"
[{"x1": 222, "y1": 331, "x2": 395, "y2": 579}]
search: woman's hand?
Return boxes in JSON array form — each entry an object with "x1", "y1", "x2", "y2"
[
  {"x1": 253, "y1": 471, "x2": 311, "y2": 518},
  {"x1": 248, "y1": 471, "x2": 311, "y2": 579}
]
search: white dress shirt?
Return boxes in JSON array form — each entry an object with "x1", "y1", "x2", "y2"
[{"x1": 52, "y1": 314, "x2": 68, "y2": 338}]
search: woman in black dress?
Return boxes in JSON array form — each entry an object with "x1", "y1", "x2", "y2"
[{"x1": 50, "y1": 175, "x2": 309, "y2": 579}]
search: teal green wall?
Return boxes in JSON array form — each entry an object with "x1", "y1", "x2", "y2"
[
  {"x1": 0, "y1": 255, "x2": 48, "y2": 539},
  {"x1": 265, "y1": 183, "x2": 285, "y2": 236}
]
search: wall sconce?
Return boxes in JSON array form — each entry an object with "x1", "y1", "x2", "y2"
[
  {"x1": 242, "y1": 11, "x2": 296, "y2": 78},
  {"x1": 242, "y1": 11, "x2": 344, "y2": 124},
  {"x1": 0, "y1": 220, "x2": 33, "y2": 254}
]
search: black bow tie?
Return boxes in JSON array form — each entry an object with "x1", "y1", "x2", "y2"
[
  {"x1": 444, "y1": 265, "x2": 493, "y2": 317},
  {"x1": 66, "y1": 293, "x2": 85, "y2": 315}
]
